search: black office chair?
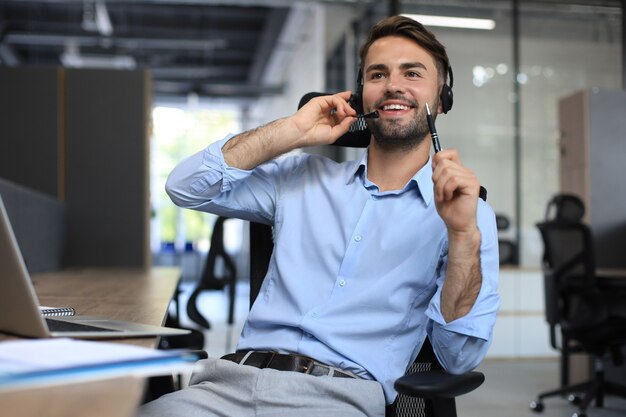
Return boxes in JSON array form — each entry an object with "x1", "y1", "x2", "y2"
[
  {"x1": 186, "y1": 215, "x2": 239, "y2": 330},
  {"x1": 530, "y1": 194, "x2": 626, "y2": 417},
  {"x1": 495, "y1": 214, "x2": 518, "y2": 265}
]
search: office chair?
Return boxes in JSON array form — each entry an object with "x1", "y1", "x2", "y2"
[
  {"x1": 186, "y1": 215, "x2": 238, "y2": 331},
  {"x1": 530, "y1": 194, "x2": 626, "y2": 417},
  {"x1": 159, "y1": 216, "x2": 238, "y2": 347},
  {"x1": 495, "y1": 214, "x2": 518, "y2": 265}
]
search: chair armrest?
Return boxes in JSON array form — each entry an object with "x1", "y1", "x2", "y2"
[
  {"x1": 394, "y1": 370, "x2": 484, "y2": 399},
  {"x1": 188, "y1": 349, "x2": 209, "y2": 360}
]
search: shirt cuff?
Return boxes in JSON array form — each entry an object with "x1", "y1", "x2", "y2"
[
  {"x1": 200, "y1": 134, "x2": 253, "y2": 192},
  {"x1": 424, "y1": 286, "x2": 498, "y2": 342}
]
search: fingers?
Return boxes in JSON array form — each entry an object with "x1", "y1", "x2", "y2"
[
  {"x1": 322, "y1": 91, "x2": 357, "y2": 119},
  {"x1": 291, "y1": 91, "x2": 357, "y2": 146},
  {"x1": 432, "y1": 148, "x2": 461, "y2": 167},
  {"x1": 315, "y1": 92, "x2": 357, "y2": 139},
  {"x1": 432, "y1": 150, "x2": 479, "y2": 202}
]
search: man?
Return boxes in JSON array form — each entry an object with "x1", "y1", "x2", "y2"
[{"x1": 141, "y1": 15, "x2": 499, "y2": 417}]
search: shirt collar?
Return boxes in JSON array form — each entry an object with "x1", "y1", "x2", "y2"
[{"x1": 346, "y1": 149, "x2": 434, "y2": 206}]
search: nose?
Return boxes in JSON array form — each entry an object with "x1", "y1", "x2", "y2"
[{"x1": 386, "y1": 72, "x2": 406, "y2": 94}]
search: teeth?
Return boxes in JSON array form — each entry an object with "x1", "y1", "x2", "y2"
[{"x1": 382, "y1": 104, "x2": 411, "y2": 111}]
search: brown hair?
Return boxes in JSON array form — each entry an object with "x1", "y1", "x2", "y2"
[{"x1": 359, "y1": 15, "x2": 450, "y2": 86}]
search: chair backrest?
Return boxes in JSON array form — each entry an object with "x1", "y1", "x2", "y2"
[
  {"x1": 536, "y1": 221, "x2": 594, "y2": 322},
  {"x1": 536, "y1": 194, "x2": 596, "y2": 347},
  {"x1": 495, "y1": 214, "x2": 518, "y2": 265},
  {"x1": 544, "y1": 193, "x2": 585, "y2": 222},
  {"x1": 187, "y1": 216, "x2": 238, "y2": 329}
]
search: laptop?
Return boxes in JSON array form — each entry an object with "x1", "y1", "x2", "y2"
[{"x1": 0, "y1": 196, "x2": 189, "y2": 339}]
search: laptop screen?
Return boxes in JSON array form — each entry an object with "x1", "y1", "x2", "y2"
[{"x1": 0, "y1": 196, "x2": 50, "y2": 338}]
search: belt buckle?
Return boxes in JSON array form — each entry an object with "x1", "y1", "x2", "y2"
[{"x1": 299, "y1": 357, "x2": 316, "y2": 375}]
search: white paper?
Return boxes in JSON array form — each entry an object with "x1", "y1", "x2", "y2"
[{"x1": 0, "y1": 338, "x2": 198, "y2": 390}]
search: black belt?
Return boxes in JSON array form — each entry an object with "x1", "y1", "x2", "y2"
[{"x1": 221, "y1": 351, "x2": 357, "y2": 379}]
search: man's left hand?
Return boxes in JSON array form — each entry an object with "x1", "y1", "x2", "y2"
[{"x1": 431, "y1": 149, "x2": 480, "y2": 236}]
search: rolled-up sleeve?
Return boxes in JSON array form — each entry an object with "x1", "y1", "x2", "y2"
[
  {"x1": 164, "y1": 134, "x2": 277, "y2": 224},
  {"x1": 424, "y1": 199, "x2": 500, "y2": 374},
  {"x1": 166, "y1": 135, "x2": 247, "y2": 206}
]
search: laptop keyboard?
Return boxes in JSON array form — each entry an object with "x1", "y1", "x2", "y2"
[{"x1": 46, "y1": 318, "x2": 120, "y2": 333}]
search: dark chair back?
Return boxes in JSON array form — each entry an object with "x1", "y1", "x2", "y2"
[
  {"x1": 544, "y1": 193, "x2": 585, "y2": 222},
  {"x1": 537, "y1": 221, "x2": 596, "y2": 341},
  {"x1": 187, "y1": 216, "x2": 238, "y2": 329},
  {"x1": 495, "y1": 214, "x2": 518, "y2": 265},
  {"x1": 536, "y1": 194, "x2": 598, "y2": 347}
]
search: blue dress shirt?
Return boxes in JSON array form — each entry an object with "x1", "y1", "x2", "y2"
[{"x1": 165, "y1": 134, "x2": 500, "y2": 403}]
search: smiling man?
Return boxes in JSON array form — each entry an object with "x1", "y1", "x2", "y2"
[{"x1": 140, "y1": 15, "x2": 500, "y2": 417}]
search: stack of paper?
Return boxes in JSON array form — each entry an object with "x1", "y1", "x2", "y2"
[{"x1": 0, "y1": 338, "x2": 200, "y2": 391}]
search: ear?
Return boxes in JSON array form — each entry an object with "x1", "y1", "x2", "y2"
[{"x1": 437, "y1": 87, "x2": 444, "y2": 115}]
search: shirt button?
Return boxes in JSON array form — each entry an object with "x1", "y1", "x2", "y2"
[
  {"x1": 354, "y1": 235, "x2": 362, "y2": 242},
  {"x1": 339, "y1": 279, "x2": 346, "y2": 287}
]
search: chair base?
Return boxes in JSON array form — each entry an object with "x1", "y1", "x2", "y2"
[{"x1": 530, "y1": 376, "x2": 626, "y2": 417}]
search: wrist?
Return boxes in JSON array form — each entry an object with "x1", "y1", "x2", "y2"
[
  {"x1": 282, "y1": 116, "x2": 309, "y2": 150},
  {"x1": 448, "y1": 226, "x2": 481, "y2": 249}
]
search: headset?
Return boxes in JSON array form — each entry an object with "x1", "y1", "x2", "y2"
[
  {"x1": 296, "y1": 64, "x2": 455, "y2": 148},
  {"x1": 350, "y1": 64, "x2": 455, "y2": 115}
]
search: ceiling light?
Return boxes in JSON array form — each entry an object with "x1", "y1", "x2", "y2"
[
  {"x1": 82, "y1": 0, "x2": 113, "y2": 36},
  {"x1": 402, "y1": 14, "x2": 496, "y2": 30},
  {"x1": 61, "y1": 52, "x2": 136, "y2": 69}
]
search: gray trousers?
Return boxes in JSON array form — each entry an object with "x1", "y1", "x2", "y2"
[{"x1": 138, "y1": 357, "x2": 386, "y2": 417}]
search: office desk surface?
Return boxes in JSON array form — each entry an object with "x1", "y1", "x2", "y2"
[
  {"x1": 32, "y1": 266, "x2": 180, "y2": 348},
  {"x1": 0, "y1": 267, "x2": 181, "y2": 416},
  {"x1": 597, "y1": 268, "x2": 626, "y2": 288},
  {"x1": 4, "y1": 376, "x2": 144, "y2": 417}
]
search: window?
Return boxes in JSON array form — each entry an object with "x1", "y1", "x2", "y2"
[{"x1": 150, "y1": 104, "x2": 241, "y2": 257}]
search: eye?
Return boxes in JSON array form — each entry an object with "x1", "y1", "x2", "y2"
[
  {"x1": 406, "y1": 70, "x2": 422, "y2": 78},
  {"x1": 369, "y1": 72, "x2": 386, "y2": 80}
]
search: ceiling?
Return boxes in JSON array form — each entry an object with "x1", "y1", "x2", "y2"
[
  {"x1": 0, "y1": 0, "x2": 299, "y2": 101},
  {"x1": 0, "y1": 0, "x2": 622, "y2": 102}
]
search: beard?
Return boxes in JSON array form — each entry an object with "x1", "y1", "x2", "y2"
[{"x1": 366, "y1": 94, "x2": 438, "y2": 152}]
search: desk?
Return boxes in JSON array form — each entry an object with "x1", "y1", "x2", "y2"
[
  {"x1": 0, "y1": 267, "x2": 181, "y2": 417},
  {"x1": 598, "y1": 269, "x2": 626, "y2": 290}
]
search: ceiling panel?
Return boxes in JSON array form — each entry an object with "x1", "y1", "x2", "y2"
[{"x1": 0, "y1": 0, "x2": 291, "y2": 100}]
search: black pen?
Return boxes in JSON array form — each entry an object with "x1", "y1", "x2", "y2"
[
  {"x1": 330, "y1": 109, "x2": 378, "y2": 118},
  {"x1": 425, "y1": 103, "x2": 441, "y2": 153}
]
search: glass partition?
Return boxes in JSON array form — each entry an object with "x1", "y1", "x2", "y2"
[{"x1": 327, "y1": 0, "x2": 622, "y2": 267}]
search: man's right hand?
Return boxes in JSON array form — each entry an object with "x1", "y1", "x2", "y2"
[
  {"x1": 289, "y1": 90, "x2": 357, "y2": 147},
  {"x1": 223, "y1": 91, "x2": 357, "y2": 170}
]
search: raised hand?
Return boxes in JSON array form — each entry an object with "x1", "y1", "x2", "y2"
[{"x1": 290, "y1": 90, "x2": 357, "y2": 147}]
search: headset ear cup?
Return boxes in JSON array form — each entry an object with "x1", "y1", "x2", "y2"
[
  {"x1": 350, "y1": 71, "x2": 364, "y2": 114},
  {"x1": 441, "y1": 83, "x2": 453, "y2": 114},
  {"x1": 349, "y1": 86, "x2": 364, "y2": 114}
]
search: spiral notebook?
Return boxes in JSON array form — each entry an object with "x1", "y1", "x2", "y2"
[
  {"x1": 0, "y1": 195, "x2": 189, "y2": 339},
  {"x1": 39, "y1": 306, "x2": 76, "y2": 317}
]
